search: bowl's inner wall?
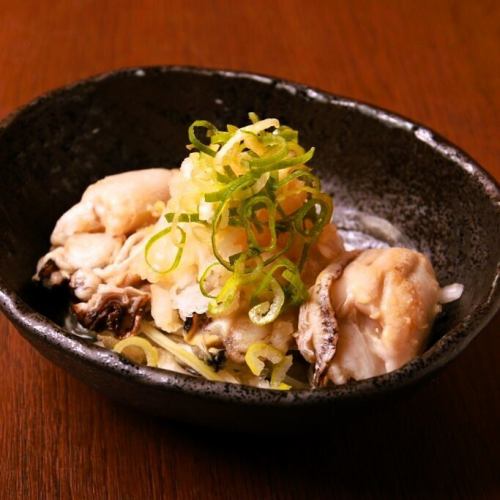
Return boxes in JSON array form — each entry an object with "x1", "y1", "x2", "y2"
[{"x1": 0, "y1": 68, "x2": 498, "y2": 348}]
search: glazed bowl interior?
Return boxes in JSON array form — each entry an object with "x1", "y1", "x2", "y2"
[{"x1": 0, "y1": 67, "x2": 498, "y2": 428}]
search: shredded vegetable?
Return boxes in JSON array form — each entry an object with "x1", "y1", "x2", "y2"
[{"x1": 141, "y1": 323, "x2": 234, "y2": 382}]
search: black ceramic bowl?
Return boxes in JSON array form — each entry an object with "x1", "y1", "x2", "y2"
[{"x1": 0, "y1": 67, "x2": 499, "y2": 431}]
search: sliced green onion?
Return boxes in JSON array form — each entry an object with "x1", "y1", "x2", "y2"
[
  {"x1": 241, "y1": 195, "x2": 277, "y2": 252},
  {"x1": 113, "y1": 336, "x2": 159, "y2": 367},
  {"x1": 204, "y1": 173, "x2": 253, "y2": 203},
  {"x1": 251, "y1": 257, "x2": 295, "y2": 295},
  {"x1": 262, "y1": 231, "x2": 295, "y2": 266},
  {"x1": 254, "y1": 147, "x2": 315, "y2": 175},
  {"x1": 203, "y1": 253, "x2": 264, "y2": 315},
  {"x1": 208, "y1": 274, "x2": 241, "y2": 315},
  {"x1": 248, "y1": 111, "x2": 260, "y2": 123},
  {"x1": 292, "y1": 199, "x2": 316, "y2": 237},
  {"x1": 233, "y1": 173, "x2": 270, "y2": 201},
  {"x1": 245, "y1": 342, "x2": 283, "y2": 375},
  {"x1": 210, "y1": 177, "x2": 256, "y2": 270},
  {"x1": 164, "y1": 212, "x2": 202, "y2": 223},
  {"x1": 244, "y1": 342, "x2": 291, "y2": 390},
  {"x1": 224, "y1": 165, "x2": 237, "y2": 179},
  {"x1": 199, "y1": 262, "x2": 223, "y2": 298},
  {"x1": 235, "y1": 254, "x2": 264, "y2": 282},
  {"x1": 145, "y1": 226, "x2": 186, "y2": 274},
  {"x1": 178, "y1": 115, "x2": 329, "y2": 325},
  {"x1": 188, "y1": 120, "x2": 218, "y2": 157},
  {"x1": 297, "y1": 241, "x2": 311, "y2": 271},
  {"x1": 293, "y1": 194, "x2": 333, "y2": 240},
  {"x1": 248, "y1": 136, "x2": 288, "y2": 169},
  {"x1": 210, "y1": 130, "x2": 233, "y2": 145},
  {"x1": 277, "y1": 125, "x2": 298, "y2": 142},
  {"x1": 270, "y1": 354, "x2": 293, "y2": 388},
  {"x1": 277, "y1": 168, "x2": 320, "y2": 190},
  {"x1": 215, "y1": 171, "x2": 231, "y2": 183},
  {"x1": 248, "y1": 277, "x2": 285, "y2": 325},
  {"x1": 282, "y1": 269, "x2": 309, "y2": 305}
]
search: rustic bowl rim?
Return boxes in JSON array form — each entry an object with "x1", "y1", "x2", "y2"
[{"x1": 0, "y1": 65, "x2": 498, "y2": 407}]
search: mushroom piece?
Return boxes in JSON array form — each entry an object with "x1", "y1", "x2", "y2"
[
  {"x1": 296, "y1": 251, "x2": 360, "y2": 386},
  {"x1": 183, "y1": 313, "x2": 209, "y2": 340},
  {"x1": 36, "y1": 258, "x2": 67, "y2": 287},
  {"x1": 72, "y1": 285, "x2": 150, "y2": 338}
]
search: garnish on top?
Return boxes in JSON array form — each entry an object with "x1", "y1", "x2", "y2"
[{"x1": 145, "y1": 113, "x2": 333, "y2": 325}]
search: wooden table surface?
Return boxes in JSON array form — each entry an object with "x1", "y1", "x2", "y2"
[{"x1": 1, "y1": 1, "x2": 498, "y2": 498}]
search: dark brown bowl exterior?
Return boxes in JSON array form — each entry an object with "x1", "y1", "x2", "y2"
[{"x1": 0, "y1": 67, "x2": 498, "y2": 431}]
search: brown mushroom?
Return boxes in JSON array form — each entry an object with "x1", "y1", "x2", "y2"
[
  {"x1": 73, "y1": 285, "x2": 150, "y2": 338},
  {"x1": 296, "y1": 251, "x2": 360, "y2": 386},
  {"x1": 36, "y1": 258, "x2": 66, "y2": 287},
  {"x1": 183, "y1": 313, "x2": 209, "y2": 341}
]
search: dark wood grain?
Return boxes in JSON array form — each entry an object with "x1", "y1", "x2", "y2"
[{"x1": 0, "y1": 1, "x2": 498, "y2": 498}]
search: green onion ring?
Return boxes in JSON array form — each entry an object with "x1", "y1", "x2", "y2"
[
  {"x1": 241, "y1": 195, "x2": 277, "y2": 252},
  {"x1": 248, "y1": 278, "x2": 285, "y2": 325},
  {"x1": 145, "y1": 226, "x2": 186, "y2": 274},
  {"x1": 188, "y1": 120, "x2": 218, "y2": 157}
]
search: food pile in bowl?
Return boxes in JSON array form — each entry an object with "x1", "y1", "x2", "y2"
[{"x1": 34, "y1": 114, "x2": 462, "y2": 390}]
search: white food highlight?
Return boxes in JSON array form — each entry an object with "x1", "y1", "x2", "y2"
[{"x1": 438, "y1": 283, "x2": 464, "y2": 304}]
